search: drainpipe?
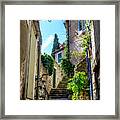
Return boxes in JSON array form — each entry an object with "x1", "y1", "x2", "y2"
[
  {"x1": 68, "y1": 21, "x2": 70, "y2": 60},
  {"x1": 86, "y1": 48, "x2": 93, "y2": 100},
  {"x1": 36, "y1": 39, "x2": 40, "y2": 99}
]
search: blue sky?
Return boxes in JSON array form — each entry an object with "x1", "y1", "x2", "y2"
[{"x1": 39, "y1": 20, "x2": 67, "y2": 55}]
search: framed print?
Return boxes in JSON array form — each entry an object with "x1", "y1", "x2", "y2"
[{"x1": 0, "y1": 0, "x2": 120, "y2": 119}]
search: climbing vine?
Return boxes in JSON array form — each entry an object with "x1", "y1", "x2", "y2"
[
  {"x1": 80, "y1": 20, "x2": 93, "y2": 57},
  {"x1": 67, "y1": 71, "x2": 89, "y2": 100},
  {"x1": 61, "y1": 58, "x2": 75, "y2": 78},
  {"x1": 60, "y1": 40, "x2": 75, "y2": 78},
  {"x1": 41, "y1": 53, "x2": 54, "y2": 76}
]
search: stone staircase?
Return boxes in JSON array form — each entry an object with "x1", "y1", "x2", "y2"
[{"x1": 48, "y1": 76, "x2": 72, "y2": 100}]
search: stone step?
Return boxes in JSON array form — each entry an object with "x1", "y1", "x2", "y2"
[
  {"x1": 58, "y1": 82, "x2": 67, "y2": 85},
  {"x1": 57, "y1": 85, "x2": 67, "y2": 89},
  {"x1": 50, "y1": 89, "x2": 68, "y2": 94},
  {"x1": 48, "y1": 76, "x2": 69, "y2": 100},
  {"x1": 49, "y1": 98, "x2": 68, "y2": 100},
  {"x1": 49, "y1": 95, "x2": 68, "y2": 99},
  {"x1": 58, "y1": 81, "x2": 68, "y2": 84},
  {"x1": 48, "y1": 95, "x2": 68, "y2": 99},
  {"x1": 49, "y1": 92, "x2": 68, "y2": 95},
  {"x1": 57, "y1": 81, "x2": 68, "y2": 88},
  {"x1": 49, "y1": 92, "x2": 68, "y2": 96},
  {"x1": 60, "y1": 79, "x2": 68, "y2": 82},
  {"x1": 50, "y1": 88, "x2": 67, "y2": 91}
]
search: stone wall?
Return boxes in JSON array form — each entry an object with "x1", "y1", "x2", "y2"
[
  {"x1": 53, "y1": 61, "x2": 64, "y2": 88},
  {"x1": 20, "y1": 20, "x2": 29, "y2": 99},
  {"x1": 93, "y1": 20, "x2": 100, "y2": 100},
  {"x1": 69, "y1": 20, "x2": 83, "y2": 65},
  {"x1": 20, "y1": 20, "x2": 29, "y2": 64},
  {"x1": 93, "y1": 20, "x2": 100, "y2": 63},
  {"x1": 40, "y1": 63, "x2": 52, "y2": 94},
  {"x1": 20, "y1": 20, "x2": 41, "y2": 100},
  {"x1": 26, "y1": 24, "x2": 37, "y2": 99},
  {"x1": 40, "y1": 61, "x2": 64, "y2": 92},
  {"x1": 20, "y1": 59, "x2": 26, "y2": 99}
]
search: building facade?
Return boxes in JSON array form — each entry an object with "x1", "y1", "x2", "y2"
[
  {"x1": 53, "y1": 43, "x2": 65, "y2": 64},
  {"x1": 93, "y1": 20, "x2": 100, "y2": 100},
  {"x1": 64, "y1": 20, "x2": 100, "y2": 100},
  {"x1": 20, "y1": 20, "x2": 42, "y2": 100}
]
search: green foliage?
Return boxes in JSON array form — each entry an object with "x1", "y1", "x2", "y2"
[
  {"x1": 67, "y1": 72, "x2": 89, "y2": 100},
  {"x1": 63, "y1": 42, "x2": 69, "y2": 59},
  {"x1": 41, "y1": 53, "x2": 54, "y2": 76},
  {"x1": 61, "y1": 58, "x2": 75, "y2": 77},
  {"x1": 82, "y1": 50, "x2": 86, "y2": 58},
  {"x1": 79, "y1": 20, "x2": 93, "y2": 58},
  {"x1": 60, "y1": 40, "x2": 74, "y2": 77},
  {"x1": 81, "y1": 32, "x2": 91, "y2": 49}
]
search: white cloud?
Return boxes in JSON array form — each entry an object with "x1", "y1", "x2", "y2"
[{"x1": 41, "y1": 35, "x2": 54, "y2": 53}]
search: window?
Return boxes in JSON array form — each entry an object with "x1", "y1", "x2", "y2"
[
  {"x1": 78, "y1": 20, "x2": 82, "y2": 31},
  {"x1": 82, "y1": 20, "x2": 86, "y2": 31},
  {"x1": 58, "y1": 52, "x2": 62, "y2": 63}
]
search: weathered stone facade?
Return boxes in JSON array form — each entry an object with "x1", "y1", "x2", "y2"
[
  {"x1": 39, "y1": 63, "x2": 52, "y2": 94},
  {"x1": 20, "y1": 20, "x2": 29, "y2": 99},
  {"x1": 20, "y1": 59, "x2": 26, "y2": 99},
  {"x1": 93, "y1": 20, "x2": 100, "y2": 100},
  {"x1": 20, "y1": 20, "x2": 42, "y2": 100},
  {"x1": 69, "y1": 20, "x2": 83, "y2": 65},
  {"x1": 53, "y1": 61, "x2": 64, "y2": 88},
  {"x1": 20, "y1": 20, "x2": 65, "y2": 100}
]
